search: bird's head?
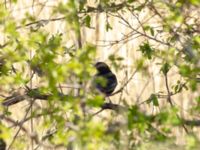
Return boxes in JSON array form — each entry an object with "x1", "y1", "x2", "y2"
[{"x1": 95, "y1": 62, "x2": 111, "y2": 74}]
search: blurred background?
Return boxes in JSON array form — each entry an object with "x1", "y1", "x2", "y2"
[{"x1": 0, "y1": 0, "x2": 200, "y2": 149}]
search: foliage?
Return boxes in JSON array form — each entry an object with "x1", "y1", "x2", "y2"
[{"x1": 0, "y1": 0, "x2": 199, "y2": 149}]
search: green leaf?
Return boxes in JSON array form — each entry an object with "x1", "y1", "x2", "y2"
[
  {"x1": 179, "y1": 65, "x2": 191, "y2": 76},
  {"x1": 108, "y1": 54, "x2": 124, "y2": 61},
  {"x1": 189, "y1": 79, "x2": 197, "y2": 91},
  {"x1": 0, "y1": 6, "x2": 8, "y2": 23},
  {"x1": 128, "y1": 105, "x2": 150, "y2": 132},
  {"x1": 161, "y1": 62, "x2": 171, "y2": 75},
  {"x1": 87, "y1": 95, "x2": 104, "y2": 107},
  {"x1": 128, "y1": 0, "x2": 135, "y2": 3},
  {"x1": 135, "y1": 58, "x2": 144, "y2": 70},
  {"x1": 139, "y1": 42, "x2": 154, "y2": 59},
  {"x1": 147, "y1": 94, "x2": 159, "y2": 106},
  {"x1": 4, "y1": 21, "x2": 19, "y2": 37},
  {"x1": 48, "y1": 34, "x2": 62, "y2": 50},
  {"x1": 144, "y1": 25, "x2": 154, "y2": 36},
  {"x1": 128, "y1": 0, "x2": 136, "y2": 3},
  {"x1": 83, "y1": 15, "x2": 91, "y2": 27},
  {"x1": 79, "y1": 0, "x2": 86, "y2": 11},
  {"x1": 106, "y1": 22, "x2": 112, "y2": 31},
  {"x1": 134, "y1": 5, "x2": 144, "y2": 11},
  {"x1": 11, "y1": 0, "x2": 18, "y2": 3},
  {"x1": 150, "y1": 27, "x2": 155, "y2": 36},
  {"x1": 189, "y1": 0, "x2": 200, "y2": 5}
]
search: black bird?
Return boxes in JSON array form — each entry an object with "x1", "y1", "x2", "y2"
[{"x1": 94, "y1": 62, "x2": 117, "y2": 96}]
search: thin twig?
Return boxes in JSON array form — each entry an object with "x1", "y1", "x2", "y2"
[
  {"x1": 164, "y1": 74, "x2": 189, "y2": 133},
  {"x1": 7, "y1": 98, "x2": 37, "y2": 150},
  {"x1": 110, "y1": 68, "x2": 138, "y2": 96}
]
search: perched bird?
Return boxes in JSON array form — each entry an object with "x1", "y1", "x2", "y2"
[{"x1": 94, "y1": 62, "x2": 117, "y2": 96}]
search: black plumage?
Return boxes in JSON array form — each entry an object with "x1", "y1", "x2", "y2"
[{"x1": 94, "y1": 62, "x2": 117, "y2": 96}]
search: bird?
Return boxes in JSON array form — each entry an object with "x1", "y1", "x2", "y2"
[{"x1": 93, "y1": 62, "x2": 117, "y2": 96}]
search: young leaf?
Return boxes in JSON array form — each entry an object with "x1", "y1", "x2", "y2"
[
  {"x1": 139, "y1": 42, "x2": 154, "y2": 59},
  {"x1": 161, "y1": 62, "x2": 171, "y2": 75},
  {"x1": 147, "y1": 94, "x2": 159, "y2": 106}
]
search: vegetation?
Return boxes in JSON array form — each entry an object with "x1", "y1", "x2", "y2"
[{"x1": 0, "y1": 0, "x2": 199, "y2": 149}]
